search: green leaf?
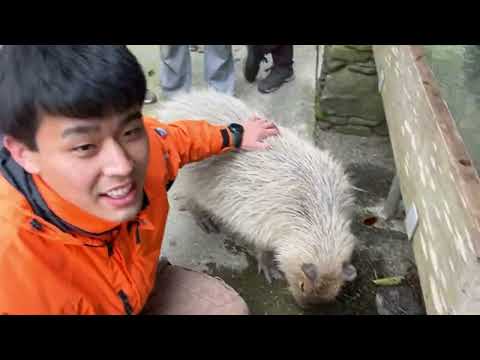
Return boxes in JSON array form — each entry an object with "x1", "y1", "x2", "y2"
[{"x1": 372, "y1": 276, "x2": 404, "y2": 286}]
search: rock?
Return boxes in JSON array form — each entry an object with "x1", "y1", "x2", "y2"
[
  {"x1": 349, "y1": 116, "x2": 382, "y2": 127},
  {"x1": 345, "y1": 45, "x2": 373, "y2": 52},
  {"x1": 317, "y1": 45, "x2": 387, "y2": 138},
  {"x1": 325, "y1": 116, "x2": 349, "y2": 125},
  {"x1": 328, "y1": 45, "x2": 373, "y2": 64},
  {"x1": 323, "y1": 107, "x2": 340, "y2": 116},
  {"x1": 372, "y1": 122, "x2": 389, "y2": 136},
  {"x1": 365, "y1": 58, "x2": 377, "y2": 67},
  {"x1": 317, "y1": 120, "x2": 332, "y2": 130},
  {"x1": 326, "y1": 59, "x2": 347, "y2": 73},
  {"x1": 348, "y1": 63, "x2": 378, "y2": 76},
  {"x1": 319, "y1": 94, "x2": 385, "y2": 123},
  {"x1": 324, "y1": 68, "x2": 379, "y2": 96},
  {"x1": 334, "y1": 124, "x2": 372, "y2": 137}
]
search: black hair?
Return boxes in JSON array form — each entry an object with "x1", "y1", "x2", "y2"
[{"x1": 0, "y1": 45, "x2": 147, "y2": 150}]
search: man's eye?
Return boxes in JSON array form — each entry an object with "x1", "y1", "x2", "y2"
[
  {"x1": 124, "y1": 126, "x2": 145, "y2": 138},
  {"x1": 72, "y1": 144, "x2": 96, "y2": 154}
]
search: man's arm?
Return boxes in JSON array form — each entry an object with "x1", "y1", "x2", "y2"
[{"x1": 145, "y1": 116, "x2": 279, "y2": 180}]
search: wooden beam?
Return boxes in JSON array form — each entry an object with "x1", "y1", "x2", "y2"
[{"x1": 373, "y1": 45, "x2": 480, "y2": 315}]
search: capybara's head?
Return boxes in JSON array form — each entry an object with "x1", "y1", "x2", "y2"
[
  {"x1": 277, "y1": 233, "x2": 357, "y2": 308},
  {"x1": 287, "y1": 262, "x2": 357, "y2": 308}
]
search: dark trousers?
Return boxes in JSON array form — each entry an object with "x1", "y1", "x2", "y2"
[{"x1": 257, "y1": 45, "x2": 294, "y2": 68}]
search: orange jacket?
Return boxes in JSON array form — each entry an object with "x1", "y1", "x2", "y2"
[{"x1": 0, "y1": 117, "x2": 234, "y2": 315}]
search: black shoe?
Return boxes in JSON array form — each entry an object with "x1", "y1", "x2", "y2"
[
  {"x1": 144, "y1": 90, "x2": 158, "y2": 104},
  {"x1": 244, "y1": 45, "x2": 266, "y2": 83},
  {"x1": 258, "y1": 65, "x2": 295, "y2": 94}
]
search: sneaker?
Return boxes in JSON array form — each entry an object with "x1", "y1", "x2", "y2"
[
  {"x1": 144, "y1": 90, "x2": 158, "y2": 104},
  {"x1": 258, "y1": 65, "x2": 295, "y2": 94},
  {"x1": 244, "y1": 45, "x2": 266, "y2": 83}
]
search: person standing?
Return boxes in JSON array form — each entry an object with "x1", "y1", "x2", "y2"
[{"x1": 160, "y1": 45, "x2": 235, "y2": 99}]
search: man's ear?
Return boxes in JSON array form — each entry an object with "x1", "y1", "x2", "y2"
[{"x1": 3, "y1": 135, "x2": 40, "y2": 174}]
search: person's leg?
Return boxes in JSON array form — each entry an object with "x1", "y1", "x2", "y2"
[
  {"x1": 204, "y1": 45, "x2": 235, "y2": 96},
  {"x1": 258, "y1": 45, "x2": 295, "y2": 94},
  {"x1": 160, "y1": 45, "x2": 192, "y2": 98},
  {"x1": 244, "y1": 45, "x2": 268, "y2": 83},
  {"x1": 262, "y1": 45, "x2": 280, "y2": 54},
  {"x1": 142, "y1": 259, "x2": 249, "y2": 315},
  {"x1": 271, "y1": 45, "x2": 294, "y2": 68}
]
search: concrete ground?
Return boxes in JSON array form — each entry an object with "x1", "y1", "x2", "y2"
[{"x1": 129, "y1": 45, "x2": 426, "y2": 315}]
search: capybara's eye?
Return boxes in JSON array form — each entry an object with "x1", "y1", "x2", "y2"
[{"x1": 300, "y1": 282, "x2": 305, "y2": 292}]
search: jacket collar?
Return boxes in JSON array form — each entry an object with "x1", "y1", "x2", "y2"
[{"x1": 32, "y1": 174, "x2": 121, "y2": 235}]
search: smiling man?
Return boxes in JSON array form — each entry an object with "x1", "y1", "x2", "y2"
[{"x1": 0, "y1": 45, "x2": 278, "y2": 315}]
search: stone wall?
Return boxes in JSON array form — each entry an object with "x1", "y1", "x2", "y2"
[{"x1": 315, "y1": 45, "x2": 388, "y2": 136}]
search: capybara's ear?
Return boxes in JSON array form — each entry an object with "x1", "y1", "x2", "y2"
[{"x1": 342, "y1": 264, "x2": 357, "y2": 282}]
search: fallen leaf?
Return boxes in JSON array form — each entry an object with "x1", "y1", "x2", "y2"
[{"x1": 373, "y1": 276, "x2": 404, "y2": 286}]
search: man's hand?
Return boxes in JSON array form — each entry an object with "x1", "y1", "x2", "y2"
[{"x1": 240, "y1": 115, "x2": 280, "y2": 151}]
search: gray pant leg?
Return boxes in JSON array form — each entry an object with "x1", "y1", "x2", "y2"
[
  {"x1": 204, "y1": 45, "x2": 235, "y2": 96},
  {"x1": 160, "y1": 45, "x2": 192, "y2": 98}
]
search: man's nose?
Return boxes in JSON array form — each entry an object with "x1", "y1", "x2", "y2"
[{"x1": 101, "y1": 140, "x2": 134, "y2": 177}]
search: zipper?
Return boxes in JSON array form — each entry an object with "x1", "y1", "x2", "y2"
[
  {"x1": 135, "y1": 223, "x2": 141, "y2": 244},
  {"x1": 118, "y1": 290, "x2": 134, "y2": 315},
  {"x1": 106, "y1": 241, "x2": 114, "y2": 257},
  {"x1": 128, "y1": 220, "x2": 142, "y2": 244}
]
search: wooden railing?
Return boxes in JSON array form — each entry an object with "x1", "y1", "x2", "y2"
[{"x1": 373, "y1": 45, "x2": 480, "y2": 314}]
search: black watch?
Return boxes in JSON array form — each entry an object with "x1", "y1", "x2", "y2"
[{"x1": 228, "y1": 123, "x2": 244, "y2": 148}]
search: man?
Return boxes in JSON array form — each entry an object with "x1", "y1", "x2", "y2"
[
  {"x1": 244, "y1": 45, "x2": 295, "y2": 94},
  {"x1": 0, "y1": 45, "x2": 278, "y2": 315}
]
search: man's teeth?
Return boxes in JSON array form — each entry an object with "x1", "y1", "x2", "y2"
[{"x1": 106, "y1": 184, "x2": 132, "y2": 199}]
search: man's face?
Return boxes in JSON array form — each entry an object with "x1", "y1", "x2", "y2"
[{"x1": 27, "y1": 108, "x2": 150, "y2": 223}]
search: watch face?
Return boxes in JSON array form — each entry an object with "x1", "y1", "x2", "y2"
[
  {"x1": 231, "y1": 123, "x2": 244, "y2": 134},
  {"x1": 229, "y1": 123, "x2": 244, "y2": 148}
]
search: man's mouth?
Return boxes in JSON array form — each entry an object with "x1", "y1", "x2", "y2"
[
  {"x1": 105, "y1": 183, "x2": 134, "y2": 199},
  {"x1": 100, "y1": 182, "x2": 138, "y2": 209}
]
